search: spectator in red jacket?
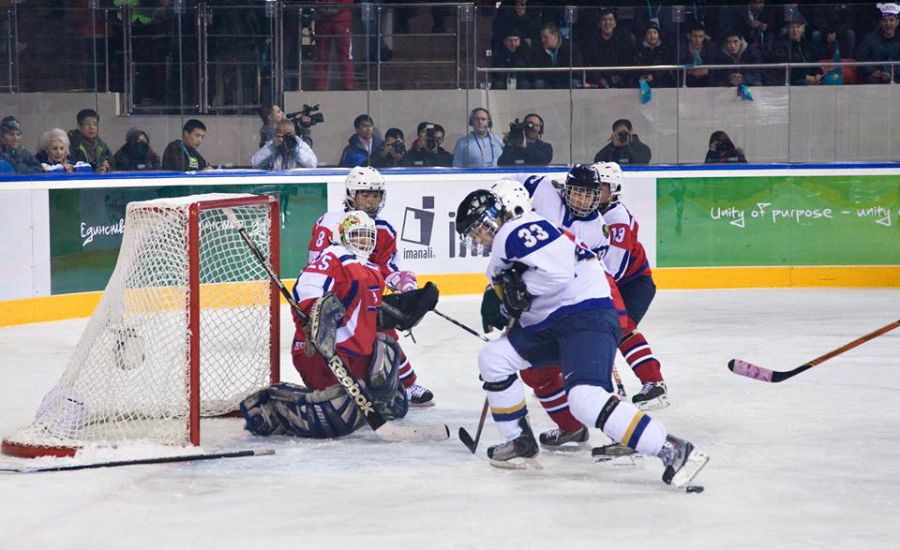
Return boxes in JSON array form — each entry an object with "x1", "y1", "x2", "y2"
[{"x1": 313, "y1": 0, "x2": 355, "y2": 91}]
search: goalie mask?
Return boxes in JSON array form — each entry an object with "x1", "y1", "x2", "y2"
[
  {"x1": 337, "y1": 210, "x2": 377, "y2": 259},
  {"x1": 490, "y1": 178, "x2": 532, "y2": 220},
  {"x1": 344, "y1": 166, "x2": 386, "y2": 216},
  {"x1": 559, "y1": 163, "x2": 602, "y2": 218},
  {"x1": 592, "y1": 161, "x2": 624, "y2": 208},
  {"x1": 455, "y1": 189, "x2": 503, "y2": 250}
]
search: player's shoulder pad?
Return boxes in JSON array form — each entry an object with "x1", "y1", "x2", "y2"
[{"x1": 503, "y1": 215, "x2": 562, "y2": 260}]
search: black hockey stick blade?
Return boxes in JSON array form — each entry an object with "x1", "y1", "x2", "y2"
[
  {"x1": 0, "y1": 448, "x2": 275, "y2": 474},
  {"x1": 459, "y1": 398, "x2": 490, "y2": 453}
]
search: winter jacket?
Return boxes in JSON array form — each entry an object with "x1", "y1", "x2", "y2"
[
  {"x1": 772, "y1": 36, "x2": 821, "y2": 85},
  {"x1": 716, "y1": 39, "x2": 765, "y2": 86},
  {"x1": 705, "y1": 148, "x2": 747, "y2": 164},
  {"x1": 68, "y1": 130, "x2": 111, "y2": 170},
  {"x1": 532, "y1": 37, "x2": 584, "y2": 89},
  {"x1": 112, "y1": 143, "x2": 161, "y2": 171},
  {"x1": 339, "y1": 133, "x2": 384, "y2": 168},
  {"x1": 632, "y1": 41, "x2": 676, "y2": 88},
  {"x1": 678, "y1": 40, "x2": 719, "y2": 87},
  {"x1": 593, "y1": 135, "x2": 652, "y2": 165},
  {"x1": 582, "y1": 30, "x2": 636, "y2": 88},
  {"x1": 498, "y1": 139, "x2": 553, "y2": 167},
  {"x1": 401, "y1": 145, "x2": 453, "y2": 168},
  {"x1": 35, "y1": 150, "x2": 93, "y2": 173},
  {"x1": 161, "y1": 139, "x2": 209, "y2": 171},
  {"x1": 491, "y1": 45, "x2": 534, "y2": 90},
  {"x1": 0, "y1": 143, "x2": 42, "y2": 174},
  {"x1": 855, "y1": 30, "x2": 900, "y2": 83}
]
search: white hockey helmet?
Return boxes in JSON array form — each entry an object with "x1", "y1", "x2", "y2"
[
  {"x1": 336, "y1": 210, "x2": 377, "y2": 259},
  {"x1": 490, "y1": 178, "x2": 532, "y2": 219},
  {"x1": 344, "y1": 166, "x2": 386, "y2": 216},
  {"x1": 592, "y1": 161, "x2": 624, "y2": 206}
]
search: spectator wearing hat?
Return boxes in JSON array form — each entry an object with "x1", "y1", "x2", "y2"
[
  {"x1": 632, "y1": 19, "x2": 675, "y2": 88},
  {"x1": 582, "y1": 9, "x2": 636, "y2": 89},
  {"x1": 532, "y1": 22, "x2": 584, "y2": 89},
  {"x1": 36, "y1": 128, "x2": 92, "y2": 173},
  {"x1": 491, "y1": 0, "x2": 542, "y2": 53},
  {"x1": 68, "y1": 108, "x2": 111, "y2": 173},
  {"x1": 491, "y1": 27, "x2": 534, "y2": 90},
  {"x1": 716, "y1": 28, "x2": 765, "y2": 87},
  {"x1": 772, "y1": 11, "x2": 824, "y2": 85},
  {"x1": 678, "y1": 22, "x2": 718, "y2": 87},
  {"x1": 113, "y1": 128, "x2": 162, "y2": 171},
  {"x1": 856, "y1": 3, "x2": 900, "y2": 84},
  {"x1": 0, "y1": 116, "x2": 42, "y2": 174}
]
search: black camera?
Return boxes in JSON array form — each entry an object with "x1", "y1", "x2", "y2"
[
  {"x1": 391, "y1": 141, "x2": 406, "y2": 155},
  {"x1": 616, "y1": 130, "x2": 631, "y2": 143},
  {"x1": 424, "y1": 124, "x2": 437, "y2": 150},
  {"x1": 283, "y1": 134, "x2": 298, "y2": 149},
  {"x1": 286, "y1": 104, "x2": 324, "y2": 130},
  {"x1": 714, "y1": 140, "x2": 732, "y2": 153},
  {"x1": 508, "y1": 119, "x2": 534, "y2": 145}
]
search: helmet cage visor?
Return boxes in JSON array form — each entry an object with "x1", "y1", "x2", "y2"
[{"x1": 564, "y1": 184, "x2": 602, "y2": 217}]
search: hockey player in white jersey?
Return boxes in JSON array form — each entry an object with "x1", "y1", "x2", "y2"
[{"x1": 455, "y1": 180, "x2": 708, "y2": 487}]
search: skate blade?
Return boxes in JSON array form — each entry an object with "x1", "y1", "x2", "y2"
[
  {"x1": 635, "y1": 395, "x2": 670, "y2": 411},
  {"x1": 670, "y1": 450, "x2": 710, "y2": 488},
  {"x1": 594, "y1": 454, "x2": 640, "y2": 466},
  {"x1": 540, "y1": 441, "x2": 589, "y2": 453},
  {"x1": 489, "y1": 456, "x2": 543, "y2": 470},
  {"x1": 408, "y1": 400, "x2": 436, "y2": 408}
]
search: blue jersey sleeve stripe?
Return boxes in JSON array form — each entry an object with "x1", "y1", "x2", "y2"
[
  {"x1": 523, "y1": 175, "x2": 543, "y2": 195},
  {"x1": 342, "y1": 280, "x2": 359, "y2": 309}
]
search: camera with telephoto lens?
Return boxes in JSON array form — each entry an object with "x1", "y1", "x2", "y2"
[
  {"x1": 283, "y1": 134, "x2": 299, "y2": 149},
  {"x1": 616, "y1": 130, "x2": 631, "y2": 143},
  {"x1": 507, "y1": 119, "x2": 534, "y2": 145},
  {"x1": 714, "y1": 140, "x2": 731, "y2": 153},
  {"x1": 424, "y1": 124, "x2": 437, "y2": 150},
  {"x1": 391, "y1": 141, "x2": 406, "y2": 155}
]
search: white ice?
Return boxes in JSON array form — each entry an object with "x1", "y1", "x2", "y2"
[{"x1": 1, "y1": 289, "x2": 898, "y2": 550}]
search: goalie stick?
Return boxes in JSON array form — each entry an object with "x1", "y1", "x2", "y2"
[
  {"x1": 0, "y1": 448, "x2": 275, "y2": 474},
  {"x1": 224, "y1": 209, "x2": 449, "y2": 443},
  {"x1": 728, "y1": 319, "x2": 899, "y2": 383}
]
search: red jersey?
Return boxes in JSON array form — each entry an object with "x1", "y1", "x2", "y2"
[
  {"x1": 601, "y1": 202, "x2": 651, "y2": 284},
  {"x1": 292, "y1": 243, "x2": 385, "y2": 358},
  {"x1": 308, "y1": 210, "x2": 402, "y2": 280}
]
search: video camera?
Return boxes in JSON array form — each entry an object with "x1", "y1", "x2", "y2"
[
  {"x1": 286, "y1": 104, "x2": 325, "y2": 130},
  {"x1": 507, "y1": 118, "x2": 535, "y2": 145}
]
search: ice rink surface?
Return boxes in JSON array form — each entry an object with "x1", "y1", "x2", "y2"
[{"x1": 1, "y1": 289, "x2": 898, "y2": 550}]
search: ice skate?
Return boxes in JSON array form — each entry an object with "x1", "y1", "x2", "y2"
[
  {"x1": 632, "y1": 382, "x2": 669, "y2": 410},
  {"x1": 488, "y1": 418, "x2": 541, "y2": 470},
  {"x1": 538, "y1": 425, "x2": 589, "y2": 451},
  {"x1": 405, "y1": 383, "x2": 435, "y2": 407},
  {"x1": 658, "y1": 434, "x2": 709, "y2": 488},
  {"x1": 591, "y1": 442, "x2": 639, "y2": 465}
]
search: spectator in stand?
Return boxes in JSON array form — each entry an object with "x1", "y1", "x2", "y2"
[
  {"x1": 856, "y1": 3, "x2": 900, "y2": 84},
  {"x1": 402, "y1": 122, "x2": 453, "y2": 167},
  {"x1": 772, "y1": 12, "x2": 823, "y2": 86},
  {"x1": 809, "y1": 5, "x2": 856, "y2": 60},
  {"x1": 491, "y1": 27, "x2": 534, "y2": 90},
  {"x1": 532, "y1": 22, "x2": 584, "y2": 89},
  {"x1": 0, "y1": 116, "x2": 42, "y2": 174},
  {"x1": 593, "y1": 118, "x2": 652, "y2": 165},
  {"x1": 313, "y1": 0, "x2": 354, "y2": 91},
  {"x1": 678, "y1": 22, "x2": 718, "y2": 87},
  {"x1": 37, "y1": 128, "x2": 92, "y2": 173},
  {"x1": 705, "y1": 131, "x2": 748, "y2": 164},
  {"x1": 716, "y1": 28, "x2": 765, "y2": 87},
  {"x1": 68, "y1": 109, "x2": 111, "y2": 173},
  {"x1": 371, "y1": 128, "x2": 407, "y2": 169},
  {"x1": 340, "y1": 114, "x2": 383, "y2": 168},
  {"x1": 251, "y1": 119, "x2": 317, "y2": 170},
  {"x1": 491, "y1": 0, "x2": 543, "y2": 53},
  {"x1": 162, "y1": 119, "x2": 211, "y2": 172},
  {"x1": 258, "y1": 104, "x2": 285, "y2": 148},
  {"x1": 452, "y1": 108, "x2": 504, "y2": 168},
  {"x1": 582, "y1": 9, "x2": 636, "y2": 89},
  {"x1": 632, "y1": 19, "x2": 675, "y2": 88},
  {"x1": 498, "y1": 113, "x2": 552, "y2": 167},
  {"x1": 112, "y1": 128, "x2": 161, "y2": 171},
  {"x1": 721, "y1": 0, "x2": 780, "y2": 56}
]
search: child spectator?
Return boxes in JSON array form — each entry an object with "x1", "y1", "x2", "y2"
[
  {"x1": 113, "y1": 128, "x2": 161, "y2": 171},
  {"x1": 68, "y1": 109, "x2": 111, "y2": 172},
  {"x1": 162, "y1": 119, "x2": 210, "y2": 172}
]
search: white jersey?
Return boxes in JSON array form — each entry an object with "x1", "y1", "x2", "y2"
[
  {"x1": 487, "y1": 210, "x2": 614, "y2": 333},
  {"x1": 517, "y1": 173, "x2": 611, "y2": 260}
]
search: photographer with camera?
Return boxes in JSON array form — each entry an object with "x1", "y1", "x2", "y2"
[
  {"x1": 372, "y1": 128, "x2": 407, "y2": 168},
  {"x1": 704, "y1": 130, "x2": 747, "y2": 164},
  {"x1": 251, "y1": 119, "x2": 318, "y2": 170},
  {"x1": 498, "y1": 113, "x2": 552, "y2": 167},
  {"x1": 402, "y1": 122, "x2": 453, "y2": 167},
  {"x1": 593, "y1": 118, "x2": 652, "y2": 165}
]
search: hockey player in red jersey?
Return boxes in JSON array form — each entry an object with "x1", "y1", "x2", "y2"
[
  {"x1": 307, "y1": 166, "x2": 435, "y2": 406},
  {"x1": 239, "y1": 210, "x2": 438, "y2": 439}
]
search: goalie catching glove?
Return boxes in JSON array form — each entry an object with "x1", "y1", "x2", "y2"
[
  {"x1": 305, "y1": 292, "x2": 346, "y2": 358},
  {"x1": 379, "y1": 281, "x2": 439, "y2": 331}
]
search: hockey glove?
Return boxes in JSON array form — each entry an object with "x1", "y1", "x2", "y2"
[
  {"x1": 495, "y1": 263, "x2": 532, "y2": 316},
  {"x1": 480, "y1": 286, "x2": 508, "y2": 333},
  {"x1": 385, "y1": 270, "x2": 418, "y2": 293},
  {"x1": 379, "y1": 282, "x2": 440, "y2": 332},
  {"x1": 306, "y1": 292, "x2": 346, "y2": 358}
]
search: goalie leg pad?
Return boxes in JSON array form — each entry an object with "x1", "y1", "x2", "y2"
[
  {"x1": 307, "y1": 292, "x2": 346, "y2": 358},
  {"x1": 380, "y1": 282, "x2": 439, "y2": 331},
  {"x1": 366, "y1": 334, "x2": 409, "y2": 420},
  {"x1": 240, "y1": 388, "x2": 287, "y2": 436},
  {"x1": 243, "y1": 382, "x2": 366, "y2": 438}
]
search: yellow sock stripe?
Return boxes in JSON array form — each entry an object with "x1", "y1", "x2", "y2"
[
  {"x1": 621, "y1": 410, "x2": 646, "y2": 446},
  {"x1": 490, "y1": 399, "x2": 527, "y2": 416}
]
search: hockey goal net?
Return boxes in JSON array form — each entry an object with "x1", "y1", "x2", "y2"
[{"x1": 2, "y1": 193, "x2": 281, "y2": 458}]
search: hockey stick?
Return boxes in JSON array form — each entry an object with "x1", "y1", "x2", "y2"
[
  {"x1": 728, "y1": 319, "x2": 900, "y2": 383},
  {"x1": 224, "y1": 209, "x2": 448, "y2": 442},
  {"x1": 432, "y1": 309, "x2": 490, "y2": 342},
  {"x1": 0, "y1": 448, "x2": 275, "y2": 474},
  {"x1": 612, "y1": 366, "x2": 627, "y2": 398},
  {"x1": 459, "y1": 398, "x2": 490, "y2": 454}
]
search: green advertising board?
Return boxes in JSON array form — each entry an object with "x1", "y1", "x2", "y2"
[
  {"x1": 49, "y1": 183, "x2": 327, "y2": 294},
  {"x1": 656, "y1": 175, "x2": 900, "y2": 267}
]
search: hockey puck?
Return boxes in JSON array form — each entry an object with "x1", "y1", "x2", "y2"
[{"x1": 685, "y1": 485, "x2": 704, "y2": 494}]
